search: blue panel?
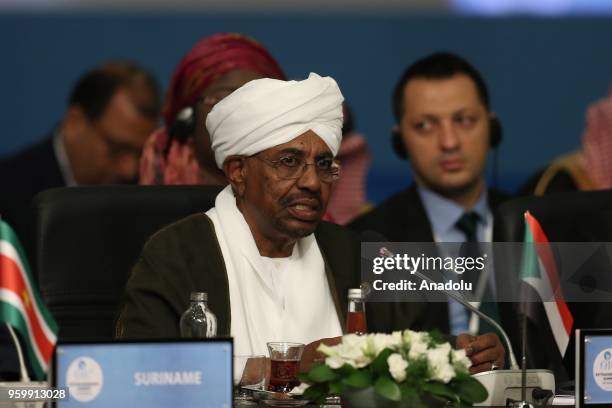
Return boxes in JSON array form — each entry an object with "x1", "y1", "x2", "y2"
[
  {"x1": 55, "y1": 341, "x2": 232, "y2": 407},
  {"x1": 584, "y1": 334, "x2": 612, "y2": 405}
]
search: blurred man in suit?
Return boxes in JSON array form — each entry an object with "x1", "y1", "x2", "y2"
[
  {"x1": 350, "y1": 52, "x2": 510, "y2": 340},
  {"x1": 0, "y1": 62, "x2": 160, "y2": 257},
  {"x1": 0, "y1": 61, "x2": 160, "y2": 380}
]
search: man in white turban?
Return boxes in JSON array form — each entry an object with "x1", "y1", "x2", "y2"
[
  {"x1": 117, "y1": 73, "x2": 505, "y2": 376},
  {"x1": 117, "y1": 73, "x2": 352, "y2": 360}
]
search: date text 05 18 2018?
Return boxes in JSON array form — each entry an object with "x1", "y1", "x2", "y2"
[{"x1": 1, "y1": 387, "x2": 67, "y2": 402}]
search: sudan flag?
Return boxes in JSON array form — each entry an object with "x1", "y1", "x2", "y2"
[
  {"x1": 0, "y1": 219, "x2": 58, "y2": 379},
  {"x1": 520, "y1": 211, "x2": 573, "y2": 357}
]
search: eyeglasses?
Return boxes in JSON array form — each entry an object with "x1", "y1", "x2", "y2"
[{"x1": 254, "y1": 155, "x2": 341, "y2": 183}]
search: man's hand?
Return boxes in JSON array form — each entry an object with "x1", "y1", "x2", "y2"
[
  {"x1": 299, "y1": 336, "x2": 342, "y2": 373},
  {"x1": 240, "y1": 356, "x2": 268, "y2": 386},
  {"x1": 456, "y1": 333, "x2": 505, "y2": 374}
]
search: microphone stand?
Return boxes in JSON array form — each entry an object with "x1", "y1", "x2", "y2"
[
  {"x1": 506, "y1": 315, "x2": 534, "y2": 408},
  {"x1": 522, "y1": 314, "x2": 528, "y2": 402}
]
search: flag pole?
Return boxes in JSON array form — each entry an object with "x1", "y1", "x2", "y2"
[
  {"x1": 521, "y1": 313, "x2": 527, "y2": 402},
  {"x1": 6, "y1": 323, "x2": 31, "y2": 382}
]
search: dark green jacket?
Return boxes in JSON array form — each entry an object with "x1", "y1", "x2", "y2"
[{"x1": 116, "y1": 214, "x2": 416, "y2": 339}]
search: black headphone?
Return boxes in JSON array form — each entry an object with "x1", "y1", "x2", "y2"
[
  {"x1": 168, "y1": 106, "x2": 196, "y2": 145},
  {"x1": 391, "y1": 116, "x2": 503, "y2": 160}
]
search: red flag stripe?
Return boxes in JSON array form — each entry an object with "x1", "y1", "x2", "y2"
[
  {"x1": 0, "y1": 241, "x2": 56, "y2": 340},
  {"x1": 525, "y1": 213, "x2": 574, "y2": 334},
  {"x1": 0, "y1": 253, "x2": 54, "y2": 363}
]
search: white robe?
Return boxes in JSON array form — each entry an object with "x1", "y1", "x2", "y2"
[{"x1": 205, "y1": 186, "x2": 342, "y2": 356}]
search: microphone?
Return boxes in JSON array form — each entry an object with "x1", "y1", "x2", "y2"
[
  {"x1": 378, "y1": 246, "x2": 519, "y2": 370},
  {"x1": 369, "y1": 243, "x2": 555, "y2": 407}
]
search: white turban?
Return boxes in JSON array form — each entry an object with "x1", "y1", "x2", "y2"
[{"x1": 206, "y1": 72, "x2": 344, "y2": 168}]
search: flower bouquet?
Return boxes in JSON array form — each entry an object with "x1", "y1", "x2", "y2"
[{"x1": 299, "y1": 330, "x2": 487, "y2": 407}]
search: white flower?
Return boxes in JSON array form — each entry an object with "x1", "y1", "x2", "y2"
[
  {"x1": 367, "y1": 332, "x2": 402, "y2": 356},
  {"x1": 317, "y1": 342, "x2": 337, "y2": 357},
  {"x1": 343, "y1": 334, "x2": 369, "y2": 350},
  {"x1": 325, "y1": 355, "x2": 346, "y2": 369},
  {"x1": 390, "y1": 331, "x2": 403, "y2": 347},
  {"x1": 387, "y1": 353, "x2": 408, "y2": 382},
  {"x1": 451, "y1": 348, "x2": 472, "y2": 372},
  {"x1": 404, "y1": 331, "x2": 430, "y2": 360},
  {"x1": 318, "y1": 334, "x2": 371, "y2": 369},
  {"x1": 289, "y1": 382, "x2": 310, "y2": 395},
  {"x1": 403, "y1": 330, "x2": 428, "y2": 345},
  {"x1": 427, "y1": 343, "x2": 456, "y2": 383}
]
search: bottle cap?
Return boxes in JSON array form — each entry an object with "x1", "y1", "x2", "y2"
[
  {"x1": 347, "y1": 288, "x2": 363, "y2": 299},
  {"x1": 190, "y1": 292, "x2": 208, "y2": 302}
]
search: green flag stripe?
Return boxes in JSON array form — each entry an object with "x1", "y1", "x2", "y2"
[
  {"x1": 520, "y1": 223, "x2": 542, "y2": 280},
  {"x1": 0, "y1": 300, "x2": 46, "y2": 379},
  {"x1": 0, "y1": 289, "x2": 48, "y2": 374}
]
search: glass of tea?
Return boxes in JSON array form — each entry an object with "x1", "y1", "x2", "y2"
[{"x1": 266, "y1": 342, "x2": 305, "y2": 393}]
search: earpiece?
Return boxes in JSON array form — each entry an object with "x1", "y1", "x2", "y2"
[
  {"x1": 391, "y1": 116, "x2": 504, "y2": 160},
  {"x1": 392, "y1": 129, "x2": 408, "y2": 160},
  {"x1": 489, "y1": 116, "x2": 503, "y2": 148},
  {"x1": 168, "y1": 106, "x2": 196, "y2": 144}
]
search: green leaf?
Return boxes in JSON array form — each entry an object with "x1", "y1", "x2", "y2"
[
  {"x1": 329, "y1": 381, "x2": 344, "y2": 394},
  {"x1": 429, "y1": 393, "x2": 452, "y2": 403},
  {"x1": 423, "y1": 382, "x2": 457, "y2": 402},
  {"x1": 342, "y1": 369, "x2": 372, "y2": 388},
  {"x1": 403, "y1": 359, "x2": 428, "y2": 390},
  {"x1": 371, "y1": 348, "x2": 394, "y2": 376},
  {"x1": 427, "y1": 330, "x2": 446, "y2": 346},
  {"x1": 335, "y1": 364, "x2": 357, "y2": 377},
  {"x1": 455, "y1": 377, "x2": 488, "y2": 403},
  {"x1": 307, "y1": 364, "x2": 338, "y2": 383},
  {"x1": 453, "y1": 371, "x2": 472, "y2": 383},
  {"x1": 399, "y1": 383, "x2": 419, "y2": 403},
  {"x1": 297, "y1": 372, "x2": 311, "y2": 383},
  {"x1": 303, "y1": 383, "x2": 329, "y2": 403},
  {"x1": 374, "y1": 375, "x2": 402, "y2": 401}
]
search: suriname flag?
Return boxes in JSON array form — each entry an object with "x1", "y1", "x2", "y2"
[{"x1": 0, "y1": 219, "x2": 58, "y2": 379}]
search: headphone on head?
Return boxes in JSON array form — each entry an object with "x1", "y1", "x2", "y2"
[
  {"x1": 168, "y1": 105, "x2": 196, "y2": 145},
  {"x1": 391, "y1": 116, "x2": 503, "y2": 160}
]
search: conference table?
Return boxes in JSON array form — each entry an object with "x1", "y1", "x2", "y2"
[{"x1": 233, "y1": 390, "x2": 575, "y2": 407}]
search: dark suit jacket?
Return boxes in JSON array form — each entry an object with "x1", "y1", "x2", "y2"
[
  {"x1": 0, "y1": 134, "x2": 65, "y2": 262},
  {"x1": 348, "y1": 185, "x2": 511, "y2": 336}
]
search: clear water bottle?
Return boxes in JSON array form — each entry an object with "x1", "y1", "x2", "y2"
[{"x1": 180, "y1": 292, "x2": 217, "y2": 338}]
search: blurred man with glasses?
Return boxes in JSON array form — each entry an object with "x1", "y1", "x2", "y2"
[
  {"x1": 0, "y1": 61, "x2": 160, "y2": 258},
  {"x1": 0, "y1": 61, "x2": 160, "y2": 380}
]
